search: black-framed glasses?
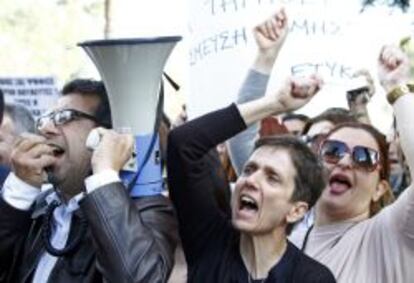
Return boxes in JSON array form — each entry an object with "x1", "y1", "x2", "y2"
[
  {"x1": 319, "y1": 139, "x2": 380, "y2": 172},
  {"x1": 36, "y1": 109, "x2": 102, "y2": 130}
]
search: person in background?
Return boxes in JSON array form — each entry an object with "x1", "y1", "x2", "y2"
[
  {"x1": 287, "y1": 42, "x2": 414, "y2": 283},
  {"x1": 281, "y1": 113, "x2": 309, "y2": 136},
  {"x1": 387, "y1": 118, "x2": 411, "y2": 197},
  {"x1": 168, "y1": 9, "x2": 335, "y2": 282},
  {"x1": 0, "y1": 89, "x2": 4, "y2": 125},
  {"x1": 301, "y1": 108, "x2": 357, "y2": 154},
  {"x1": 345, "y1": 69, "x2": 376, "y2": 125},
  {"x1": 0, "y1": 103, "x2": 35, "y2": 186}
]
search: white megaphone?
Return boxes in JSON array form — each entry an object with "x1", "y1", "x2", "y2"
[{"x1": 79, "y1": 37, "x2": 181, "y2": 197}]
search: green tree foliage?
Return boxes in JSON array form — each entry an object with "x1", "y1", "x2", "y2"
[{"x1": 0, "y1": 0, "x2": 105, "y2": 85}]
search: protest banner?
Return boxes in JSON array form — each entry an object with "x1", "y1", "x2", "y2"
[
  {"x1": 0, "y1": 77, "x2": 59, "y2": 118},
  {"x1": 188, "y1": 0, "x2": 414, "y2": 131}
]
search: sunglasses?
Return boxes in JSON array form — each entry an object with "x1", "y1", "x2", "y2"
[{"x1": 319, "y1": 139, "x2": 380, "y2": 172}]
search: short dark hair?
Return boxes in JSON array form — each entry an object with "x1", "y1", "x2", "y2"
[
  {"x1": 4, "y1": 103, "x2": 35, "y2": 134},
  {"x1": 254, "y1": 135, "x2": 326, "y2": 234},
  {"x1": 282, "y1": 113, "x2": 309, "y2": 124},
  {"x1": 62, "y1": 79, "x2": 112, "y2": 128},
  {"x1": 302, "y1": 107, "x2": 357, "y2": 135}
]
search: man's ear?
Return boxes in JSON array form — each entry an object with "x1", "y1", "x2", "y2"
[
  {"x1": 372, "y1": 179, "x2": 388, "y2": 202},
  {"x1": 286, "y1": 201, "x2": 308, "y2": 224}
]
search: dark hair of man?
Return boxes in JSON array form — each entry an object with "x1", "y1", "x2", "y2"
[
  {"x1": 61, "y1": 79, "x2": 112, "y2": 128},
  {"x1": 4, "y1": 103, "x2": 35, "y2": 134},
  {"x1": 302, "y1": 108, "x2": 357, "y2": 135},
  {"x1": 254, "y1": 135, "x2": 326, "y2": 234},
  {"x1": 282, "y1": 113, "x2": 309, "y2": 124}
]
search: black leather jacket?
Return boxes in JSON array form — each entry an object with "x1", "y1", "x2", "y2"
[{"x1": 0, "y1": 182, "x2": 178, "y2": 283}]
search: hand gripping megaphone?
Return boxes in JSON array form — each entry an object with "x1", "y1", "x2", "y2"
[{"x1": 79, "y1": 37, "x2": 181, "y2": 197}]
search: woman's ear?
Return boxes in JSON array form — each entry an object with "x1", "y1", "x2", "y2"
[
  {"x1": 286, "y1": 201, "x2": 308, "y2": 224},
  {"x1": 372, "y1": 180, "x2": 389, "y2": 202}
]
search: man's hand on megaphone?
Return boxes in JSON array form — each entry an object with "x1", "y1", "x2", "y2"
[
  {"x1": 253, "y1": 7, "x2": 288, "y2": 73},
  {"x1": 10, "y1": 133, "x2": 57, "y2": 188},
  {"x1": 272, "y1": 74, "x2": 323, "y2": 113},
  {"x1": 90, "y1": 127, "x2": 134, "y2": 174}
]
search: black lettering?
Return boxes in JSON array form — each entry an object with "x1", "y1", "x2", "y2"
[
  {"x1": 15, "y1": 79, "x2": 25, "y2": 86},
  {"x1": 190, "y1": 27, "x2": 248, "y2": 65},
  {"x1": 15, "y1": 99, "x2": 31, "y2": 107},
  {"x1": 325, "y1": 62, "x2": 337, "y2": 76},
  {"x1": 202, "y1": 38, "x2": 213, "y2": 57},
  {"x1": 190, "y1": 44, "x2": 203, "y2": 65},
  {"x1": 233, "y1": 27, "x2": 247, "y2": 46},
  {"x1": 339, "y1": 65, "x2": 352, "y2": 79},
  {"x1": 220, "y1": 31, "x2": 231, "y2": 50},
  {"x1": 291, "y1": 63, "x2": 316, "y2": 76},
  {"x1": 17, "y1": 89, "x2": 28, "y2": 95},
  {"x1": 2, "y1": 89, "x2": 16, "y2": 96},
  {"x1": 326, "y1": 21, "x2": 340, "y2": 35},
  {"x1": 0, "y1": 79, "x2": 13, "y2": 85},
  {"x1": 220, "y1": 0, "x2": 239, "y2": 13},
  {"x1": 291, "y1": 19, "x2": 310, "y2": 35},
  {"x1": 291, "y1": 19, "x2": 340, "y2": 36}
]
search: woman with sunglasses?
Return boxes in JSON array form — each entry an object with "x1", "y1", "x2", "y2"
[
  {"x1": 229, "y1": 42, "x2": 414, "y2": 281},
  {"x1": 287, "y1": 44, "x2": 414, "y2": 282}
]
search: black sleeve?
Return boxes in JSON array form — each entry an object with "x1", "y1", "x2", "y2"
[
  {"x1": 81, "y1": 184, "x2": 178, "y2": 283},
  {"x1": 167, "y1": 104, "x2": 246, "y2": 264},
  {"x1": 296, "y1": 255, "x2": 337, "y2": 283},
  {"x1": 0, "y1": 198, "x2": 32, "y2": 282}
]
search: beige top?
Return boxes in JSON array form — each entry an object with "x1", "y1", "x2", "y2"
[{"x1": 290, "y1": 187, "x2": 414, "y2": 283}]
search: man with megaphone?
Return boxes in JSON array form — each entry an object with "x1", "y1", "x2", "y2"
[{"x1": 0, "y1": 79, "x2": 177, "y2": 283}]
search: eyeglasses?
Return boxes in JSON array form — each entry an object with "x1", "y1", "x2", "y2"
[
  {"x1": 36, "y1": 109, "x2": 102, "y2": 131},
  {"x1": 319, "y1": 139, "x2": 380, "y2": 172}
]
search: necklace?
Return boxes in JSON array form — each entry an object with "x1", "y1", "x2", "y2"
[{"x1": 301, "y1": 222, "x2": 358, "y2": 252}]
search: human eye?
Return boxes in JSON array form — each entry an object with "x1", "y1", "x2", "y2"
[
  {"x1": 267, "y1": 173, "x2": 280, "y2": 184},
  {"x1": 242, "y1": 164, "x2": 255, "y2": 176},
  {"x1": 55, "y1": 110, "x2": 73, "y2": 125}
]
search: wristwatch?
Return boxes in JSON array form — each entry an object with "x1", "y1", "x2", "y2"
[{"x1": 387, "y1": 83, "x2": 414, "y2": 105}]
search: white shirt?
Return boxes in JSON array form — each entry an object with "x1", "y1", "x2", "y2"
[{"x1": 1, "y1": 170, "x2": 120, "y2": 283}]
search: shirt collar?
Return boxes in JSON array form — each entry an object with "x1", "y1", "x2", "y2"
[{"x1": 45, "y1": 191, "x2": 85, "y2": 213}]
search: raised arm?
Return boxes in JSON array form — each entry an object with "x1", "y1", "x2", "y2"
[
  {"x1": 168, "y1": 71, "x2": 322, "y2": 266},
  {"x1": 346, "y1": 69, "x2": 375, "y2": 124},
  {"x1": 228, "y1": 8, "x2": 288, "y2": 174},
  {"x1": 0, "y1": 133, "x2": 55, "y2": 281},
  {"x1": 378, "y1": 43, "x2": 414, "y2": 248}
]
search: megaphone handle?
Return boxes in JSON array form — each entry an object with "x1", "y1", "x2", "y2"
[{"x1": 127, "y1": 80, "x2": 165, "y2": 194}]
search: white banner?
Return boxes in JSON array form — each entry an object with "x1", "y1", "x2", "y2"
[
  {"x1": 0, "y1": 77, "x2": 59, "y2": 118},
  {"x1": 188, "y1": 0, "x2": 414, "y2": 131}
]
